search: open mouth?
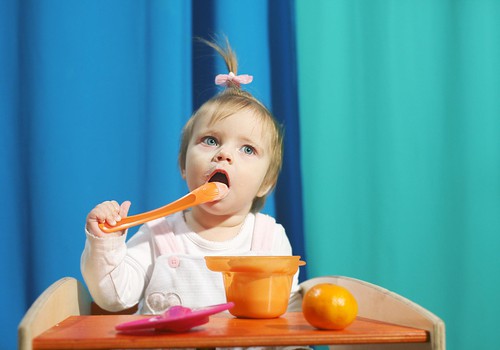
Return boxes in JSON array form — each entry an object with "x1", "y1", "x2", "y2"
[{"x1": 208, "y1": 170, "x2": 230, "y2": 188}]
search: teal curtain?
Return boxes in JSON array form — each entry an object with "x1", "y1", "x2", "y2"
[{"x1": 297, "y1": 1, "x2": 500, "y2": 350}]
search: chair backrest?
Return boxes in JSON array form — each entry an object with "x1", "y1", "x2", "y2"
[
  {"x1": 18, "y1": 277, "x2": 92, "y2": 350},
  {"x1": 299, "y1": 276, "x2": 446, "y2": 350}
]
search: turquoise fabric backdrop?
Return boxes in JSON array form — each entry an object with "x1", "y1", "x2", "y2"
[{"x1": 297, "y1": 1, "x2": 500, "y2": 350}]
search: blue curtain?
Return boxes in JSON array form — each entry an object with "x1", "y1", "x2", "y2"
[{"x1": 1, "y1": 1, "x2": 305, "y2": 348}]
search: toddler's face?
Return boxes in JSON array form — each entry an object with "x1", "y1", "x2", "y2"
[{"x1": 182, "y1": 109, "x2": 272, "y2": 216}]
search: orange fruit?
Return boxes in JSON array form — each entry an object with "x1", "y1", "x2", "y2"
[{"x1": 302, "y1": 283, "x2": 358, "y2": 330}]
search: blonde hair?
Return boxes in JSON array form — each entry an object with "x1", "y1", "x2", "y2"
[{"x1": 179, "y1": 38, "x2": 284, "y2": 212}]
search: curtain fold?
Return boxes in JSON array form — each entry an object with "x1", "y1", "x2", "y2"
[
  {"x1": 269, "y1": 0, "x2": 307, "y2": 278},
  {"x1": 0, "y1": 0, "x2": 28, "y2": 346}
]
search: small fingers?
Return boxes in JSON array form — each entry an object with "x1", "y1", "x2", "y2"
[
  {"x1": 119, "y1": 201, "x2": 132, "y2": 218},
  {"x1": 91, "y1": 200, "x2": 123, "y2": 226}
]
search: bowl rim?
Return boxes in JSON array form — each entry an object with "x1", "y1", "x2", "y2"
[{"x1": 204, "y1": 255, "x2": 306, "y2": 273}]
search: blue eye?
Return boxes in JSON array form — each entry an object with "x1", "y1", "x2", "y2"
[
  {"x1": 202, "y1": 136, "x2": 218, "y2": 146},
  {"x1": 241, "y1": 145, "x2": 255, "y2": 155}
]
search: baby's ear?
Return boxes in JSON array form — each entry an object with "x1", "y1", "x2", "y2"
[{"x1": 181, "y1": 168, "x2": 186, "y2": 179}]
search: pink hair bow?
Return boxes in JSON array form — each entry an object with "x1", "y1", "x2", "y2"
[{"x1": 215, "y1": 72, "x2": 253, "y2": 87}]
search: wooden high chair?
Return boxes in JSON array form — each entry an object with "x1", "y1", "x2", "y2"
[
  {"x1": 18, "y1": 277, "x2": 91, "y2": 350},
  {"x1": 299, "y1": 276, "x2": 446, "y2": 350},
  {"x1": 19, "y1": 276, "x2": 445, "y2": 350}
]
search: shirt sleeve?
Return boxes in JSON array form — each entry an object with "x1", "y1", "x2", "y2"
[{"x1": 80, "y1": 226, "x2": 154, "y2": 312}]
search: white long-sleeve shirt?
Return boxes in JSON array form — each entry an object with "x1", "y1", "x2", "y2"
[{"x1": 81, "y1": 211, "x2": 301, "y2": 314}]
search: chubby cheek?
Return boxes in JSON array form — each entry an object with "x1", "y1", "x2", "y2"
[
  {"x1": 182, "y1": 154, "x2": 207, "y2": 188},
  {"x1": 182, "y1": 161, "x2": 199, "y2": 186},
  {"x1": 240, "y1": 168, "x2": 269, "y2": 197},
  {"x1": 183, "y1": 172, "x2": 200, "y2": 193}
]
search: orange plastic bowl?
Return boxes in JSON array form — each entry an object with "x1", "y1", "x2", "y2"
[{"x1": 205, "y1": 256, "x2": 306, "y2": 318}]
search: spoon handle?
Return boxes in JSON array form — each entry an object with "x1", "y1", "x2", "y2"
[{"x1": 99, "y1": 182, "x2": 228, "y2": 233}]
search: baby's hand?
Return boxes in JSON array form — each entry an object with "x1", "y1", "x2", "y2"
[{"x1": 86, "y1": 200, "x2": 131, "y2": 237}]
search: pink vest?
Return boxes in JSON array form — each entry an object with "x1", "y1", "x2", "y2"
[{"x1": 140, "y1": 214, "x2": 277, "y2": 314}]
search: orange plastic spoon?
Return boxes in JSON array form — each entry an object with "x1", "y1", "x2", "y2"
[{"x1": 99, "y1": 182, "x2": 229, "y2": 233}]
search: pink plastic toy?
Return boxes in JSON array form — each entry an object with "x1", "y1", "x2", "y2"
[{"x1": 115, "y1": 302, "x2": 234, "y2": 333}]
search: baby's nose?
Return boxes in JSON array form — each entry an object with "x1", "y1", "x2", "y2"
[{"x1": 214, "y1": 149, "x2": 232, "y2": 163}]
